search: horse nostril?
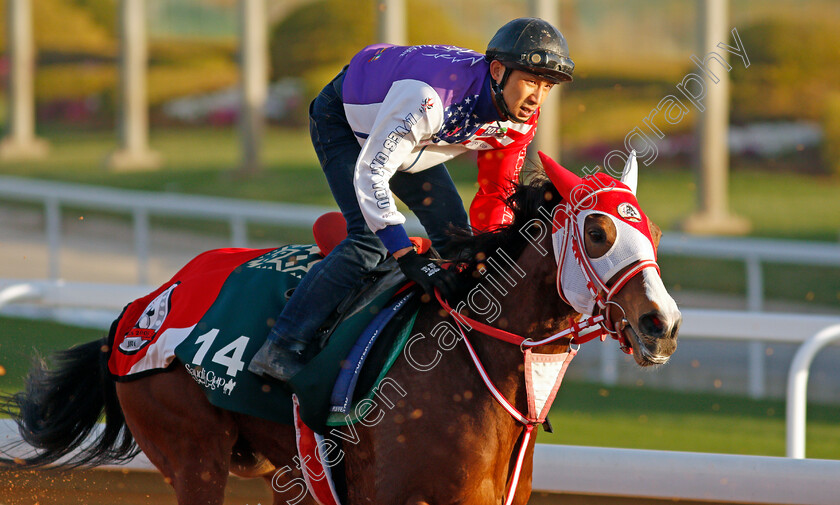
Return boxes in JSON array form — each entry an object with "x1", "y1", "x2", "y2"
[
  {"x1": 671, "y1": 313, "x2": 683, "y2": 339},
  {"x1": 639, "y1": 311, "x2": 666, "y2": 338}
]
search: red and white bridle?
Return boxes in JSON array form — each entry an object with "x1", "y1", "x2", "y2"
[{"x1": 550, "y1": 192, "x2": 660, "y2": 352}]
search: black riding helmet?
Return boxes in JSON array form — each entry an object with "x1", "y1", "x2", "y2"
[{"x1": 486, "y1": 18, "x2": 575, "y2": 122}]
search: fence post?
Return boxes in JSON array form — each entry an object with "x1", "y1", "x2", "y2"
[
  {"x1": 600, "y1": 342, "x2": 618, "y2": 385},
  {"x1": 45, "y1": 197, "x2": 61, "y2": 279},
  {"x1": 133, "y1": 208, "x2": 150, "y2": 284},
  {"x1": 746, "y1": 254, "x2": 765, "y2": 398},
  {"x1": 231, "y1": 216, "x2": 248, "y2": 248}
]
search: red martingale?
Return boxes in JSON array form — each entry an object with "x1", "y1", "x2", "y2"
[{"x1": 435, "y1": 291, "x2": 577, "y2": 505}]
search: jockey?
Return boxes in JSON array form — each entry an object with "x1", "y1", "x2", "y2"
[{"x1": 249, "y1": 18, "x2": 575, "y2": 381}]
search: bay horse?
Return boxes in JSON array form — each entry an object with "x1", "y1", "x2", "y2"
[{"x1": 1, "y1": 153, "x2": 681, "y2": 505}]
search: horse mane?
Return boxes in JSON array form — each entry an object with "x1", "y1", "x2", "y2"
[{"x1": 446, "y1": 174, "x2": 561, "y2": 278}]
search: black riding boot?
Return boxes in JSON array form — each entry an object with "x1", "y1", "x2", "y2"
[{"x1": 248, "y1": 339, "x2": 306, "y2": 381}]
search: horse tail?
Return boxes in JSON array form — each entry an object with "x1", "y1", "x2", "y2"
[{"x1": 0, "y1": 336, "x2": 139, "y2": 468}]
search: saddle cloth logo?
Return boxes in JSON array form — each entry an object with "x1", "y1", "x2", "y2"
[
  {"x1": 244, "y1": 244, "x2": 322, "y2": 279},
  {"x1": 119, "y1": 283, "x2": 178, "y2": 355}
]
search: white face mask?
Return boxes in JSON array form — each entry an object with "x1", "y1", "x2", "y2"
[{"x1": 551, "y1": 208, "x2": 656, "y2": 316}]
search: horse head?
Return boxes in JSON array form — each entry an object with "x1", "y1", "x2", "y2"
[
  {"x1": 539, "y1": 150, "x2": 681, "y2": 365},
  {"x1": 428, "y1": 164, "x2": 683, "y2": 504}
]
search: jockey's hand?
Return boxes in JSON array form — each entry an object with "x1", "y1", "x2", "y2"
[{"x1": 397, "y1": 250, "x2": 458, "y2": 302}]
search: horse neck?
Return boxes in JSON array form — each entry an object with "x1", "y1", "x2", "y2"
[{"x1": 465, "y1": 240, "x2": 577, "y2": 417}]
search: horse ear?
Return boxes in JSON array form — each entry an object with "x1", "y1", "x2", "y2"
[
  {"x1": 538, "y1": 151, "x2": 582, "y2": 200},
  {"x1": 620, "y1": 150, "x2": 638, "y2": 195}
]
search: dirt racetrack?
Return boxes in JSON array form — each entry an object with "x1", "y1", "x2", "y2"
[
  {"x1": 1, "y1": 467, "x2": 271, "y2": 505},
  {"x1": 0, "y1": 467, "x2": 761, "y2": 505}
]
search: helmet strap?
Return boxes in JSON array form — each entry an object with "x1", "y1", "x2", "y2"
[{"x1": 491, "y1": 66, "x2": 526, "y2": 124}]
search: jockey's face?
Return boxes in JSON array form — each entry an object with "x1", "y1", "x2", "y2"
[{"x1": 491, "y1": 61, "x2": 555, "y2": 121}]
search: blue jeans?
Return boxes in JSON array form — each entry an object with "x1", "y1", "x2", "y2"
[{"x1": 268, "y1": 69, "x2": 468, "y2": 348}]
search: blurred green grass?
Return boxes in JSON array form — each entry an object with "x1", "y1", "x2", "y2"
[
  {"x1": 0, "y1": 316, "x2": 104, "y2": 394},
  {"x1": 545, "y1": 381, "x2": 840, "y2": 460},
  {"x1": 660, "y1": 257, "x2": 840, "y2": 309},
  {"x1": 2, "y1": 315, "x2": 839, "y2": 459},
  {"x1": 0, "y1": 126, "x2": 333, "y2": 205}
]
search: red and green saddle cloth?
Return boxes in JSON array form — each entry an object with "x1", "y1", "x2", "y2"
[{"x1": 107, "y1": 245, "x2": 416, "y2": 432}]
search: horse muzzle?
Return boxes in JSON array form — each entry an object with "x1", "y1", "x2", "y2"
[{"x1": 620, "y1": 310, "x2": 681, "y2": 367}]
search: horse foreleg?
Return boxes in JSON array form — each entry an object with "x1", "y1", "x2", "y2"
[{"x1": 117, "y1": 366, "x2": 238, "y2": 505}]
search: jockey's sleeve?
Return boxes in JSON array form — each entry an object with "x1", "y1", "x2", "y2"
[
  {"x1": 353, "y1": 80, "x2": 444, "y2": 253},
  {"x1": 469, "y1": 120, "x2": 536, "y2": 231}
]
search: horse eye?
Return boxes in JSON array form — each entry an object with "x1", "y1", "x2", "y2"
[{"x1": 588, "y1": 229, "x2": 606, "y2": 243}]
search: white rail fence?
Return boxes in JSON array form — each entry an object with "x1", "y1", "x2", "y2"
[
  {"x1": 532, "y1": 444, "x2": 840, "y2": 504},
  {"x1": 2, "y1": 406, "x2": 840, "y2": 504},
  {"x1": 1, "y1": 280, "x2": 839, "y2": 460},
  {"x1": 2, "y1": 175, "x2": 840, "y2": 399},
  {"x1": 0, "y1": 174, "x2": 377, "y2": 284},
  {"x1": 657, "y1": 232, "x2": 840, "y2": 400}
]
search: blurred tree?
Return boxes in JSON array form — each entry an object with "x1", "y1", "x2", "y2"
[
  {"x1": 269, "y1": 1, "x2": 372, "y2": 87},
  {"x1": 0, "y1": 0, "x2": 239, "y2": 115},
  {"x1": 821, "y1": 93, "x2": 840, "y2": 178},
  {"x1": 67, "y1": 0, "x2": 117, "y2": 36},
  {"x1": 0, "y1": 0, "x2": 115, "y2": 55},
  {"x1": 4, "y1": 0, "x2": 483, "y2": 124},
  {"x1": 269, "y1": 0, "x2": 484, "y2": 106},
  {"x1": 731, "y1": 19, "x2": 840, "y2": 123}
]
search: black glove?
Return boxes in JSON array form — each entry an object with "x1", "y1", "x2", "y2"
[{"x1": 397, "y1": 250, "x2": 458, "y2": 301}]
